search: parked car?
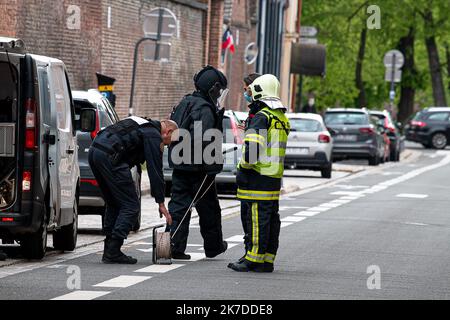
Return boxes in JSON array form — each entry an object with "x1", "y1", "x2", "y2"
[
  {"x1": 285, "y1": 113, "x2": 333, "y2": 178},
  {"x1": 72, "y1": 90, "x2": 142, "y2": 231},
  {"x1": 369, "y1": 113, "x2": 391, "y2": 163},
  {"x1": 324, "y1": 108, "x2": 386, "y2": 166},
  {"x1": 405, "y1": 107, "x2": 450, "y2": 149},
  {"x1": 369, "y1": 110, "x2": 402, "y2": 161},
  {"x1": 163, "y1": 110, "x2": 243, "y2": 194},
  {"x1": 0, "y1": 37, "x2": 95, "y2": 259}
]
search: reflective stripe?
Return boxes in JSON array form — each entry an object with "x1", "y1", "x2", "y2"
[
  {"x1": 251, "y1": 203, "x2": 259, "y2": 256},
  {"x1": 244, "y1": 138, "x2": 265, "y2": 146},
  {"x1": 237, "y1": 188, "x2": 281, "y2": 200},
  {"x1": 264, "y1": 253, "x2": 276, "y2": 263},
  {"x1": 246, "y1": 133, "x2": 266, "y2": 143},
  {"x1": 245, "y1": 251, "x2": 264, "y2": 263}
]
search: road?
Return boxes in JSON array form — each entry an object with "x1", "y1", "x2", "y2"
[{"x1": 1, "y1": 144, "x2": 450, "y2": 300}]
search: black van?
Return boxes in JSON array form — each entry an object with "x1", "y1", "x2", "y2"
[{"x1": 0, "y1": 37, "x2": 95, "y2": 259}]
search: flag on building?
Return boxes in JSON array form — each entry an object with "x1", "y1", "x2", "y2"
[{"x1": 222, "y1": 27, "x2": 235, "y2": 54}]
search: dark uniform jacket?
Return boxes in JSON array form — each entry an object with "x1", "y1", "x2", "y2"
[{"x1": 169, "y1": 91, "x2": 224, "y2": 175}]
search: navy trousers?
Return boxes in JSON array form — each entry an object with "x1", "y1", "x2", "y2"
[{"x1": 88, "y1": 147, "x2": 139, "y2": 240}]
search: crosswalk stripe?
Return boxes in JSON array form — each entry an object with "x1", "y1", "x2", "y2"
[
  {"x1": 135, "y1": 264, "x2": 184, "y2": 273},
  {"x1": 51, "y1": 290, "x2": 110, "y2": 300},
  {"x1": 281, "y1": 216, "x2": 307, "y2": 222},
  {"x1": 294, "y1": 211, "x2": 320, "y2": 217},
  {"x1": 93, "y1": 275, "x2": 152, "y2": 288}
]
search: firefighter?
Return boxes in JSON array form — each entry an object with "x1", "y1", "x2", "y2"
[
  {"x1": 167, "y1": 65, "x2": 229, "y2": 260},
  {"x1": 89, "y1": 116, "x2": 177, "y2": 264},
  {"x1": 228, "y1": 74, "x2": 290, "y2": 272}
]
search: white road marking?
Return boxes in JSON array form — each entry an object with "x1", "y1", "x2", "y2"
[
  {"x1": 137, "y1": 248, "x2": 152, "y2": 253},
  {"x1": 338, "y1": 196, "x2": 361, "y2": 200},
  {"x1": 279, "y1": 206, "x2": 309, "y2": 211},
  {"x1": 280, "y1": 222, "x2": 293, "y2": 228},
  {"x1": 294, "y1": 211, "x2": 320, "y2": 217},
  {"x1": 135, "y1": 264, "x2": 184, "y2": 273},
  {"x1": 318, "y1": 202, "x2": 342, "y2": 208},
  {"x1": 334, "y1": 184, "x2": 369, "y2": 190},
  {"x1": 187, "y1": 244, "x2": 203, "y2": 247},
  {"x1": 52, "y1": 290, "x2": 110, "y2": 300},
  {"x1": 405, "y1": 222, "x2": 429, "y2": 226},
  {"x1": 308, "y1": 206, "x2": 330, "y2": 212},
  {"x1": 225, "y1": 235, "x2": 245, "y2": 242},
  {"x1": 330, "y1": 191, "x2": 364, "y2": 196},
  {"x1": 281, "y1": 216, "x2": 307, "y2": 223},
  {"x1": 178, "y1": 253, "x2": 205, "y2": 261},
  {"x1": 133, "y1": 242, "x2": 153, "y2": 246},
  {"x1": 396, "y1": 193, "x2": 429, "y2": 199},
  {"x1": 330, "y1": 199, "x2": 352, "y2": 204},
  {"x1": 93, "y1": 275, "x2": 152, "y2": 288},
  {"x1": 190, "y1": 225, "x2": 200, "y2": 229},
  {"x1": 46, "y1": 264, "x2": 69, "y2": 269},
  {"x1": 227, "y1": 243, "x2": 239, "y2": 249}
]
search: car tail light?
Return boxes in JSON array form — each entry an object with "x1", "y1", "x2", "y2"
[
  {"x1": 359, "y1": 127, "x2": 375, "y2": 135},
  {"x1": 25, "y1": 98, "x2": 37, "y2": 150},
  {"x1": 81, "y1": 178, "x2": 99, "y2": 187},
  {"x1": 411, "y1": 120, "x2": 427, "y2": 128},
  {"x1": 90, "y1": 109, "x2": 100, "y2": 140},
  {"x1": 318, "y1": 133, "x2": 330, "y2": 143},
  {"x1": 1, "y1": 217, "x2": 14, "y2": 222},
  {"x1": 22, "y1": 171, "x2": 32, "y2": 192}
]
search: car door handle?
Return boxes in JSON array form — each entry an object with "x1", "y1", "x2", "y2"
[{"x1": 66, "y1": 149, "x2": 75, "y2": 155}]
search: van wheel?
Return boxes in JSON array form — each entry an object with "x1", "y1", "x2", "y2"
[
  {"x1": 321, "y1": 164, "x2": 332, "y2": 179},
  {"x1": 21, "y1": 221, "x2": 48, "y2": 260},
  {"x1": 53, "y1": 200, "x2": 78, "y2": 251},
  {"x1": 132, "y1": 172, "x2": 142, "y2": 232},
  {"x1": 368, "y1": 155, "x2": 379, "y2": 166}
]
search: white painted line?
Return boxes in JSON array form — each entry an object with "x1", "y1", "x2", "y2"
[
  {"x1": 396, "y1": 193, "x2": 428, "y2": 199},
  {"x1": 52, "y1": 290, "x2": 110, "y2": 300},
  {"x1": 334, "y1": 184, "x2": 369, "y2": 189},
  {"x1": 187, "y1": 244, "x2": 203, "y2": 247},
  {"x1": 281, "y1": 216, "x2": 307, "y2": 223},
  {"x1": 227, "y1": 243, "x2": 239, "y2": 249},
  {"x1": 318, "y1": 202, "x2": 341, "y2": 208},
  {"x1": 405, "y1": 222, "x2": 429, "y2": 226},
  {"x1": 280, "y1": 222, "x2": 293, "y2": 228},
  {"x1": 294, "y1": 211, "x2": 320, "y2": 217},
  {"x1": 339, "y1": 196, "x2": 360, "y2": 201},
  {"x1": 133, "y1": 242, "x2": 153, "y2": 246},
  {"x1": 178, "y1": 253, "x2": 205, "y2": 261},
  {"x1": 308, "y1": 206, "x2": 330, "y2": 212},
  {"x1": 135, "y1": 264, "x2": 184, "y2": 273},
  {"x1": 331, "y1": 191, "x2": 364, "y2": 196},
  {"x1": 137, "y1": 248, "x2": 152, "y2": 253},
  {"x1": 93, "y1": 275, "x2": 152, "y2": 288},
  {"x1": 225, "y1": 235, "x2": 244, "y2": 242},
  {"x1": 279, "y1": 206, "x2": 309, "y2": 211},
  {"x1": 330, "y1": 199, "x2": 351, "y2": 204}
]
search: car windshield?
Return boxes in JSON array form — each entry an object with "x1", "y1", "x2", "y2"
[
  {"x1": 325, "y1": 112, "x2": 368, "y2": 125},
  {"x1": 290, "y1": 118, "x2": 322, "y2": 132}
]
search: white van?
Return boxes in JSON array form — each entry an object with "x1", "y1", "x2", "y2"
[{"x1": 0, "y1": 37, "x2": 96, "y2": 259}]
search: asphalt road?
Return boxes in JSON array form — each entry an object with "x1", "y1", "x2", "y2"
[{"x1": 1, "y1": 144, "x2": 450, "y2": 300}]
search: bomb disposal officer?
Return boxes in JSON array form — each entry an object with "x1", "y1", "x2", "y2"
[
  {"x1": 167, "y1": 65, "x2": 229, "y2": 260},
  {"x1": 89, "y1": 116, "x2": 178, "y2": 264}
]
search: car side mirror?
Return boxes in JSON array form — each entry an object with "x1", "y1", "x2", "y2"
[{"x1": 79, "y1": 108, "x2": 97, "y2": 132}]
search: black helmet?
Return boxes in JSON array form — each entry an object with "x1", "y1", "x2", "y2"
[{"x1": 194, "y1": 66, "x2": 228, "y2": 104}]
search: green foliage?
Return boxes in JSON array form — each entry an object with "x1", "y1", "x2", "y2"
[{"x1": 299, "y1": 0, "x2": 449, "y2": 112}]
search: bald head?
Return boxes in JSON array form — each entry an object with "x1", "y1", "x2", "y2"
[{"x1": 160, "y1": 119, "x2": 179, "y2": 145}]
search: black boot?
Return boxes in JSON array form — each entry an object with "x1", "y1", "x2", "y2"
[
  {"x1": 206, "y1": 241, "x2": 228, "y2": 258},
  {"x1": 102, "y1": 238, "x2": 137, "y2": 264},
  {"x1": 228, "y1": 259, "x2": 265, "y2": 272},
  {"x1": 172, "y1": 252, "x2": 191, "y2": 260}
]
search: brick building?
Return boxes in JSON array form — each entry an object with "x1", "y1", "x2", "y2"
[{"x1": 0, "y1": 0, "x2": 224, "y2": 119}]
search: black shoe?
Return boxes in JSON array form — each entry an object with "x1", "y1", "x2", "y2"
[
  {"x1": 255, "y1": 262, "x2": 274, "y2": 273},
  {"x1": 102, "y1": 238, "x2": 137, "y2": 264},
  {"x1": 0, "y1": 251, "x2": 6, "y2": 261},
  {"x1": 228, "y1": 259, "x2": 264, "y2": 272},
  {"x1": 206, "y1": 241, "x2": 228, "y2": 258},
  {"x1": 172, "y1": 252, "x2": 191, "y2": 260}
]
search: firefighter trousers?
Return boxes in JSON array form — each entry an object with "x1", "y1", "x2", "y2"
[{"x1": 241, "y1": 200, "x2": 281, "y2": 264}]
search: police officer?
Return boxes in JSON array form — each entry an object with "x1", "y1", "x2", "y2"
[
  {"x1": 89, "y1": 116, "x2": 178, "y2": 264},
  {"x1": 228, "y1": 74, "x2": 290, "y2": 272},
  {"x1": 167, "y1": 65, "x2": 229, "y2": 260}
]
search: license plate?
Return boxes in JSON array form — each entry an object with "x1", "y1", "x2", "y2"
[
  {"x1": 335, "y1": 134, "x2": 357, "y2": 141},
  {"x1": 287, "y1": 147, "x2": 309, "y2": 155}
]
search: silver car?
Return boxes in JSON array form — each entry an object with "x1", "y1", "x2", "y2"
[{"x1": 285, "y1": 113, "x2": 333, "y2": 178}]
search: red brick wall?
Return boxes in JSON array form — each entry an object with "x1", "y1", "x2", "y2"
[
  {"x1": 223, "y1": 0, "x2": 257, "y2": 111},
  {"x1": 0, "y1": 0, "x2": 207, "y2": 120},
  {"x1": 208, "y1": 0, "x2": 224, "y2": 68},
  {"x1": 100, "y1": 0, "x2": 206, "y2": 119}
]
